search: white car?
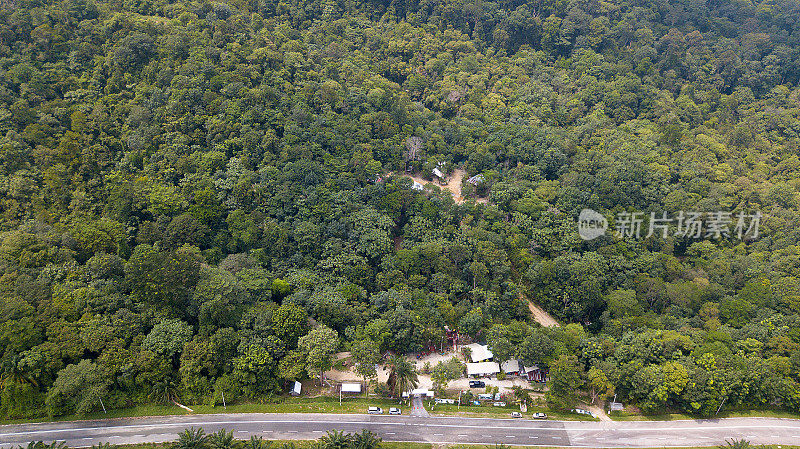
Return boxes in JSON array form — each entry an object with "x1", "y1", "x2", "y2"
[
  {"x1": 511, "y1": 411, "x2": 522, "y2": 418},
  {"x1": 389, "y1": 407, "x2": 401, "y2": 415},
  {"x1": 368, "y1": 407, "x2": 383, "y2": 414},
  {"x1": 532, "y1": 412, "x2": 548, "y2": 419}
]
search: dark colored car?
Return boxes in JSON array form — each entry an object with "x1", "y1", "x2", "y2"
[{"x1": 469, "y1": 380, "x2": 486, "y2": 388}]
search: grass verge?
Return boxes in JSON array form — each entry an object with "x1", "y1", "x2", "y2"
[{"x1": 609, "y1": 407, "x2": 800, "y2": 421}]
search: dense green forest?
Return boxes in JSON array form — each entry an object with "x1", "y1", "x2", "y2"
[{"x1": 1, "y1": 0, "x2": 800, "y2": 420}]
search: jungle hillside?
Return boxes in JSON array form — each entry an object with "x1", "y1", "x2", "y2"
[{"x1": 1, "y1": 0, "x2": 800, "y2": 420}]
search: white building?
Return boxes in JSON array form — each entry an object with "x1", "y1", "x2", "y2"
[
  {"x1": 500, "y1": 359, "x2": 521, "y2": 375},
  {"x1": 403, "y1": 388, "x2": 435, "y2": 398},
  {"x1": 465, "y1": 343, "x2": 493, "y2": 362},
  {"x1": 466, "y1": 361, "x2": 500, "y2": 377}
]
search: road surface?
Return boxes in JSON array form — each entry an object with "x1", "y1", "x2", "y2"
[{"x1": 2, "y1": 413, "x2": 800, "y2": 448}]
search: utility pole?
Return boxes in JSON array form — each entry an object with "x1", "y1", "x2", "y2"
[
  {"x1": 715, "y1": 395, "x2": 727, "y2": 416},
  {"x1": 99, "y1": 396, "x2": 107, "y2": 414}
]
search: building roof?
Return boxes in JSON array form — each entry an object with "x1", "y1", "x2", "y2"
[
  {"x1": 466, "y1": 361, "x2": 501, "y2": 376},
  {"x1": 411, "y1": 181, "x2": 424, "y2": 191},
  {"x1": 466, "y1": 343, "x2": 494, "y2": 362},
  {"x1": 432, "y1": 168, "x2": 444, "y2": 178},
  {"x1": 466, "y1": 174, "x2": 485, "y2": 185},
  {"x1": 501, "y1": 359, "x2": 520, "y2": 373},
  {"x1": 404, "y1": 388, "x2": 434, "y2": 398},
  {"x1": 341, "y1": 383, "x2": 362, "y2": 393},
  {"x1": 522, "y1": 365, "x2": 539, "y2": 373}
]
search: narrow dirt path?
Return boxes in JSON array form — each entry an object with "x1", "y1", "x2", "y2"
[
  {"x1": 522, "y1": 293, "x2": 560, "y2": 327},
  {"x1": 587, "y1": 404, "x2": 613, "y2": 422},
  {"x1": 442, "y1": 168, "x2": 467, "y2": 202}
]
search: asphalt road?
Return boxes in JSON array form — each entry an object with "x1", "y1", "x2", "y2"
[{"x1": 2, "y1": 413, "x2": 800, "y2": 448}]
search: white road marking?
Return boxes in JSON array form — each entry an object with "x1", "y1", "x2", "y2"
[
  {"x1": 506, "y1": 435, "x2": 515, "y2": 438},
  {"x1": 385, "y1": 432, "x2": 395, "y2": 435},
  {"x1": 458, "y1": 434, "x2": 468, "y2": 437}
]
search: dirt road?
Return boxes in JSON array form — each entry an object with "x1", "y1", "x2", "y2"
[{"x1": 523, "y1": 294, "x2": 560, "y2": 327}]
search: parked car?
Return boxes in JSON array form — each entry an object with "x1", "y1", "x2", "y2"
[
  {"x1": 511, "y1": 411, "x2": 522, "y2": 418},
  {"x1": 368, "y1": 407, "x2": 383, "y2": 414},
  {"x1": 435, "y1": 398, "x2": 456, "y2": 404},
  {"x1": 532, "y1": 412, "x2": 548, "y2": 419},
  {"x1": 492, "y1": 401, "x2": 507, "y2": 407},
  {"x1": 478, "y1": 393, "x2": 494, "y2": 401},
  {"x1": 389, "y1": 407, "x2": 401, "y2": 415},
  {"x1": 469, "y1": 380, "x2": 485, "y2": 388}
]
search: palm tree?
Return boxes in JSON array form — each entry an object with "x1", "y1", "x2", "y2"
[
  {"x1": 243, "y1": 436, "x2": 271, "y2": 449},
  {"x1": 208, "y1": 429, "x2": 238, "y2": 449},
  {"x1": 150, "y1": 377, "x2": 179, "y2": 404},
  {"x1": 90, "y1": 443, "x2": 115, "y2": 449},
  {"x1": 318, "y1": 430, "x2": 350, "y2": 449},
  {"x1": 350, "y1": 430, "x2": 381, "y2": 449},
  {"x1": 386, "y1": 354, "x2": 418, "y2": 402},
  {"x1": 174, "y1": 427, "x2": 208, "y2": 449},
  {"x1": 2, "y1": 355, "x2": 38, "y2": 388},
  {"x1": 721, "y1": 440, "x2": 751, "y2": 449},
  {"x1": 17, "y1": 442, "x2": 68, "y2": 449}
]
